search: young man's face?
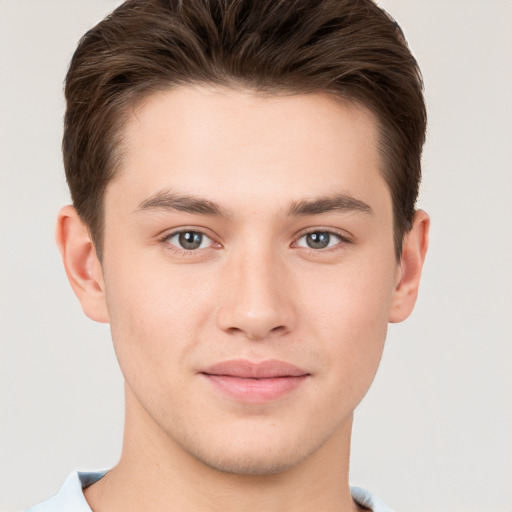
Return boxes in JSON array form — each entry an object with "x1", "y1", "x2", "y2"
[{"x1": 82, "y1": 87, "x2": 419, "y2": 474}]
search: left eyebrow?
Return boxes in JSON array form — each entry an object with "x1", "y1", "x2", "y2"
[{"x1": 287, "y1": 194, "x2": 373, "y2": 217}]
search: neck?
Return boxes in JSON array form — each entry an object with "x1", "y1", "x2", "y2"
[{"x1": 85, "y1": 386, "x2": 360, "y2": 512}]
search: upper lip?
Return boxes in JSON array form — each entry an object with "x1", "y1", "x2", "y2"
[{"x1": 200, "y1": 359, "x2": 309, "y2": 379}]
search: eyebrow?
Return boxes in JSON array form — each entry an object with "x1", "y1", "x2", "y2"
[
  {"x1": 135, "y1": 190, "x2": 229, "y2": 217},
  {"x1": 135, "y1": 190, "x2": 372, "y2": 218},
  {"x1": 287, "y1": 194, "x2": 373, "y2": 216}
]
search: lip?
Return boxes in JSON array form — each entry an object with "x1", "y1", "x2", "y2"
[{"x1": 199, "y1": 359, "x2": 310, "y2": 403}]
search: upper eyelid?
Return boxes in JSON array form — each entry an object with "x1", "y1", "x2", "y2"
[
  {"x1": 165, "y1": 229, "x2": 213, "y2": 241},
  {"x1": 162, "y1": 227, "x2": 216, "y2": 241},
  {"x1": 294, "y1": 227, "x2": 351, "y2": 241}
]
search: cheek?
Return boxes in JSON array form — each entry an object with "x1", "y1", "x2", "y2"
[
  {"x1": 303, "y1": 257, "x2": 394, "y2": 326},
  {"x1": 102, "y1": 259, "x2": 212, "y2": 386},
  {"x1": 299, "y1": 257, "x2": 395, "y2": 385}
]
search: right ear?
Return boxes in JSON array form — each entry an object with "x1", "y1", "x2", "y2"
[{"x1": 55, "y1": 205, "x2": 109, "y2": 323}]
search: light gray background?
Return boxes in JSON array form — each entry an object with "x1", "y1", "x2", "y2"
[{"x1": 1, "y1": 1, "x2": 511, "y2": 511}]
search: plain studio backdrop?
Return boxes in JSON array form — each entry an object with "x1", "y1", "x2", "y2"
[{"x1": 1, "y1": 1, "x2": 511, "y2": 511}]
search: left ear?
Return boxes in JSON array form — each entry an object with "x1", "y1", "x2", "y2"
[{"x1": 389, "y1": 210, "x2": 430, "y2": 323}]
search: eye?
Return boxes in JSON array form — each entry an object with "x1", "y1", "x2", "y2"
[
  {"x1": 165, "y1": 230, "x2": 213, "y2": 251},
  {"x1": 295, "y1": 231, "x2": 344, "y2": 250}
]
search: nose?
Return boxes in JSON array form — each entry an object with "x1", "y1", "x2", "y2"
[{"x1": 216, "y1": 247, "x2": 296, "y2": 341}]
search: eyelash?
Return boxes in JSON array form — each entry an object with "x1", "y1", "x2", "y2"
[
  {"x1": 159, "y1": 228, "x2": 351, "y2": 256},
  {"x1": 294, "y1": 229, "x2": 351, "y2": 252}
]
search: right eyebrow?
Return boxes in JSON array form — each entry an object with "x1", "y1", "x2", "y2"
[{"x1": 134, "y1": 190, "x2": 230, "y2": 217}]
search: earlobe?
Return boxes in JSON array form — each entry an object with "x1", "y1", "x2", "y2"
[
  {"x1": 389, "y1": 210, "x2": 430, "y2": 323},
  {"x1": 55, "y1": 205, "x2": 109, "y2": 323}
]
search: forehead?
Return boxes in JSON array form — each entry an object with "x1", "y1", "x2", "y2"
[{"x1": 110, "y1": 86, "x2": 389, "y2": 216}]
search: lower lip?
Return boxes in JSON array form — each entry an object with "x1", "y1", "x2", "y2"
[{"x1": 202, "y1": 374, "x2": 308, "y2": 403}]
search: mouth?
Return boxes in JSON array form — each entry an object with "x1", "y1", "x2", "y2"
[{"x1": 199, "y1": 359, "x2": 310, "y2": 403}]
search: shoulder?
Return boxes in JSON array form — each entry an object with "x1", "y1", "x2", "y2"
[
  {"x1": 351, "y1": 485, "x2": 394, "y2": 512},
  {"x1": 25, "y1": 472, "x2": 391, "y2": 512},
  {"x1": 24, "y1": 470, "x2": 107, "y2": 512}
]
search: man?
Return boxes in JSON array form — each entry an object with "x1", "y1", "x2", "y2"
[{"x1": 27, "y1": 0, "x2": 429, "y2": 510}]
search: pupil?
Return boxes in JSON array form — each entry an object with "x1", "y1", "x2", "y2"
[
  {"x1": 179, "y1": 231, "x2": 202, "y2": 250},
  {"x1": 306, "y1": 232, "x2": 330, "y2": 249}
]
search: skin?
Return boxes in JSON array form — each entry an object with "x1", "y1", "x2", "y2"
[{"x1": 57, "y1": 86, "x2": 429, "y2": 511}]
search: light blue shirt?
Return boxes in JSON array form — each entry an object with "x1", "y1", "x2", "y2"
[{"x1": 25, "y1": 471, "x2": 393, "y2": 511}]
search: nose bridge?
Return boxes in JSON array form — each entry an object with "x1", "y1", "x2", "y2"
[{"x1": 216, "y1": 240, "x2": 294, "y2": 340}]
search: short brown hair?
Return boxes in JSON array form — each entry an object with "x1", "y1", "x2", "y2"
[{"x1": 63, "y1": 0, "x2": 426, "y2": 259}]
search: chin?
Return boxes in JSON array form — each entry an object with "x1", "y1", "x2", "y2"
[
  {"x1": 174, "y1": 419, "x2": 323, "y2": 477},
  {"x1": 191, "y1": 445, "x2": 309, "y2": 476}
]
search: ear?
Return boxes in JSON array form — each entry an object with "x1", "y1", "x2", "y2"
[
  {"x1": 389, "y1": 210, "x2": 430, "y2": 323},
  {"x1": 55, "y1": 205, "x2": 109, "y2": 323}
]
